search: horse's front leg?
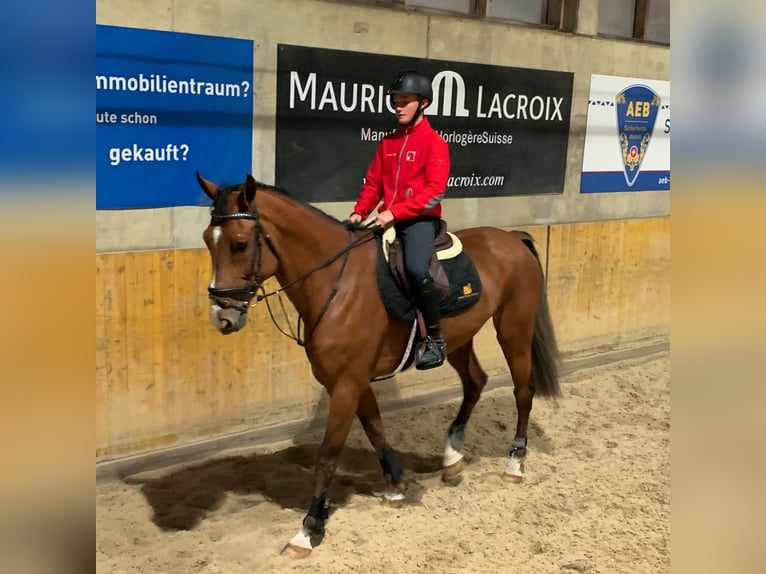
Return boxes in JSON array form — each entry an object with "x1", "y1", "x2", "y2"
[
  {"x1": 282, "y1": 381, "x2": 359, "y2": 558},
  {"x1": 356, "y1": 384, "x2": 405, "y2": 508}
]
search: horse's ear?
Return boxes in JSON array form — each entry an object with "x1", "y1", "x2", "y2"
[
  {"x1": 196, "y1": 172, "x2": 218, "y2": 200},
  {"x1": 240, "y1": 174, "x2": 257, "y2": 209}
]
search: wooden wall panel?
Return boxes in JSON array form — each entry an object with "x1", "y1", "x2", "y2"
[
  {"x1": 96, "y1": 218, "x2": 669, "y2": 457},
  {"x1": 546, "y1": 217, "x2": 670, "y2": 353},
  {"x1": 96, "y1": 248, "x2": 323, "y2": 457},
  {"x1": 96, "y1": 252, "x2": 128, "y2": 450}
]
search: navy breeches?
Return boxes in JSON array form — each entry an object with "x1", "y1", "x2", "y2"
[{"x1": 394, "y1": 216, "x2": 440, "y2": 280}]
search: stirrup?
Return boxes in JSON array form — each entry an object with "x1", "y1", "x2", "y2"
[{"x1": 416, "y1": 337, "x2": 446, "y2": 370}]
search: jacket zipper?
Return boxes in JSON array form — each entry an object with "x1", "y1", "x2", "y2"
[{"x1": 388, "y1": 131, "x2": 409, "y2": 211}]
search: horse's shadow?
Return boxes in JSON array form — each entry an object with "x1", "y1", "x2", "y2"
[
  {"x1": 127, "y1": 390, "x2": 553, "y2": 532},
  {"x1": 129, "y1": 441, "x2": 441, "y2": 531}
]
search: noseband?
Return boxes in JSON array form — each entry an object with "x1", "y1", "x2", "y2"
[{"x1": 207, "y1": 209, "x2": 279, "y2": 313}]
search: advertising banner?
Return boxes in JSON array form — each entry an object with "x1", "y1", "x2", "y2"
[
  {"x1": 276, "y1": 45, "x2": 573, "y2": 203},
  {"x1": 580, "y1": 74, "x2": 670, "y2": 193},
  {"x1": 96, "y1": 25, "x2": 254, "y2": 209}
]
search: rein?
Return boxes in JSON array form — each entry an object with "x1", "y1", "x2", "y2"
[
  {"x1": 208, "y1": 206, "x2": 378, "y2": 346},
  {"x1": 256, "y1": 224, "x2": 378, "y2": 346}
]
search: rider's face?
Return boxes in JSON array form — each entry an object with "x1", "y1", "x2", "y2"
[{"x1": 391, "y1": 93, "x2": 422, "y2": 125}]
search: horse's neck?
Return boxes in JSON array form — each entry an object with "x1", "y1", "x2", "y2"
[{"x1": 257, "y1": 190, "x2": 350, "y2": 303}]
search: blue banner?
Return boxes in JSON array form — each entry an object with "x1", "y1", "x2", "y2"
[{"x1": 96, "y1": 25, "x2": 253, "y2": 209}]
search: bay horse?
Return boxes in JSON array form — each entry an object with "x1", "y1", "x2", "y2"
[{"x1": 196, "y1": 173, "x2": 561, "y2": 557}]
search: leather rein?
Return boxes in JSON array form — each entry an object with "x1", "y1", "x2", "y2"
[{"x1": 208, "y1": 208, "x2": 377, "y2": 346}]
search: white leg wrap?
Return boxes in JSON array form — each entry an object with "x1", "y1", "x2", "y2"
[
  {"x1": 383, "y1": 490, "x2": 405, "y2": 501},
  {"x1": 443, "y1": 440, "x2": 464, "y2": 467},
  {"x1": 288, "y1": 527, "x2": 313, "y2": 550},
  {"x1": 504, "y1": 456, "x2": 523, "y2": 477}
]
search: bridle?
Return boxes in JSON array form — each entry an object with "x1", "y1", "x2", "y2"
[
  {"x1": 207, "y1": 208, "x2": 279, "y2": 314},
  {"x1": 207, "y1": 202, "x2": 378, "y2": 346}
]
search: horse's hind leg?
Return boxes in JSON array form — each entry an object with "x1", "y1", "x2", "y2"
[
  {"x1": 356, "y1": 384, "x2": 405, "y2": 508},
  {"x1": 494, "y1": 304, "x2": 537, "y2": 483},
  {"x1": 442, "y1": 338, "x2": 488, "y2": 481}
]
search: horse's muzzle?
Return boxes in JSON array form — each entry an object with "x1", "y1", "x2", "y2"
[{"x1": 210, "y1": 304, "x2": 248, "y2": 334}]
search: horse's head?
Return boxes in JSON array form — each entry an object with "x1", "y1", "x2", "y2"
[{"x1": 197, "y1": 172, "x2": 279, "y2": 335}]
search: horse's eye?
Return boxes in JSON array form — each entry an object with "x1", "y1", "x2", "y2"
[{"x1": 234, "y1": 241, "x2": 249, "y2": 253}]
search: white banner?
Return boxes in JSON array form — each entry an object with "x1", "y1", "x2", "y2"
[{"x1": 580, "y1": 74, "x2": 670, "y2": 193}]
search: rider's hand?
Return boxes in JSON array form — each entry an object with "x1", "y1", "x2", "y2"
[
  {"x1": 343, "y1": 213, "x2": 364, "y2": 231},
  {"x1": 375, "y1": 210, "x2": 395, "y2": 228}
]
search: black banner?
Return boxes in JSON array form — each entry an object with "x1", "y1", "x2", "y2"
[{"x1": 276, "y1": 44, "x2": 573, "y2": 203}]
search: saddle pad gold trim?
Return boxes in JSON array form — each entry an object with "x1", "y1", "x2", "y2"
[
  {"x1": 437, "y1": 233, "x2": 462, "y2": 260},
  {"x1": 382, "y1": 227, "x2": 462, "y2": 262}
]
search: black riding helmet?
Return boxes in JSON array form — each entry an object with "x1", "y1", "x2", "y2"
[{"x1": 387, "y1": 71, "x2": 433, "y2": 103}]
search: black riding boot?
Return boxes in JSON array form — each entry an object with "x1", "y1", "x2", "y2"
[{"x1": 413, "y1": 274, "x2": 446, "y2": 370}]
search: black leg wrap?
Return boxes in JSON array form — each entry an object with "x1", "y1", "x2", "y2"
[
  {"x1": 303, "y1": 493, "x2": 330, "y2": 534},
  {"x1": 379, "y1": 445, "x2": 404, "y2": 484},
  {"x1": 448, "y1": 422, "x2": 465, "y2": 451},
  {"x1": 509, "y1": 436, "x2": 527, "y2": 459}
]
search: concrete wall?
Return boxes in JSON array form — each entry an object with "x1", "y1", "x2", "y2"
[
  {"x1": 96, "y1": 0, "x2": 669, "y2": 252},
  {"x1": 95, "y1": 0, "x2": 670, "y2": 458}
]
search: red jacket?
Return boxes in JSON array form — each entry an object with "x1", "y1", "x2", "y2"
[{"x1": 352, "y1": 117, "x2": 450, "y2": 221}]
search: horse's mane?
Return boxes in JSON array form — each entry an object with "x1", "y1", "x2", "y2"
[{"x1": 216, "y1": 180, "x2": 346, "y2": 228}]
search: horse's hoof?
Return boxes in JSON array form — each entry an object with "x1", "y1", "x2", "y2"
[
  {"x1": 441, "y1": 458, "x2": 465, "y2": 482},
  {"x1": 502, "y1": 472, "x2": 523, "y2": 483},
  {"x1": 280, "y1": 543, "x2": 312, "y2": 559},
  {"x1": 380, "y1": 496, "x2": 405, "y2": 509}
]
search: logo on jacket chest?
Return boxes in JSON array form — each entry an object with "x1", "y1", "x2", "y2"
[{"x1": 405, "y1": 150, "x2": 416, "y2": 162}]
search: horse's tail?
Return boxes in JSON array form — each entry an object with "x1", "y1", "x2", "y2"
[{"x1": 512, "y1": 231, "x2": 562, "y2": 398}]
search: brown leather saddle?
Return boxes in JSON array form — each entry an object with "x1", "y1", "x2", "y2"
[{"x1": 382, "y1": 219, "x2": 464, "y2": 302}]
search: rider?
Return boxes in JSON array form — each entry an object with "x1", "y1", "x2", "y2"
[{"x1": 348, "y1": 70, "x2": 450, "y2": 370}]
